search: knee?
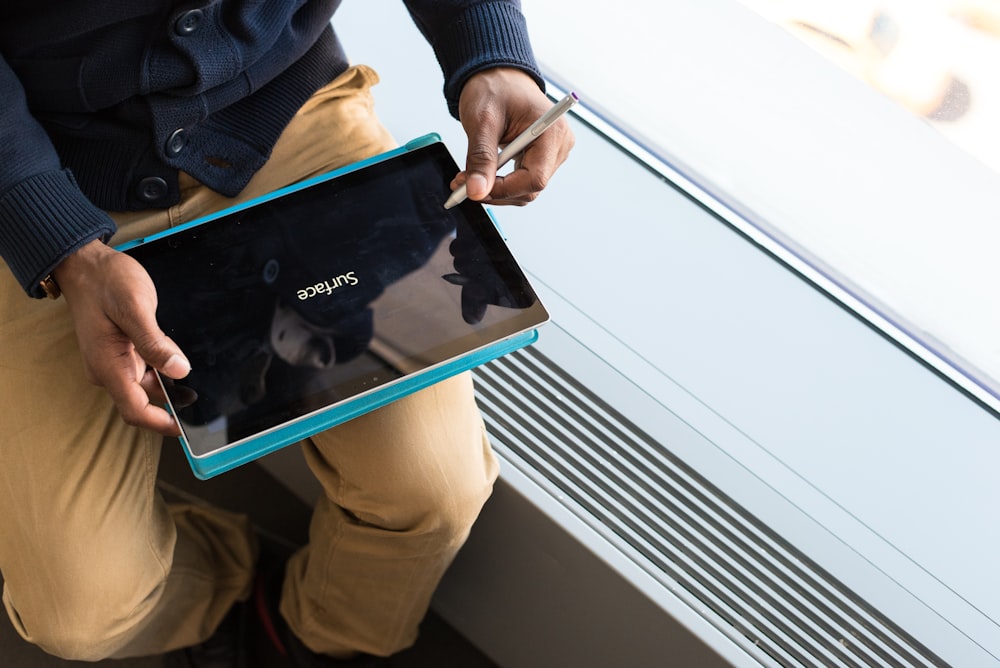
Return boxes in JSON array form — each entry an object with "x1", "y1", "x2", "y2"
[
  {"x1": 404, "y1": 468, "x2": 494, "y2": 538},
  {"x1": 355, "y1": 448, "x2": 499, "y2": 542},
  {"x1": 5, "y1": 554, "x2": 168, "y2": 661},
  {"x1": 307, "y1": 385, "x2": 501, "y2": 544}
]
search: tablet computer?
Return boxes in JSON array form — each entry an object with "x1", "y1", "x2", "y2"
[{"x1": 119, "y1": 134, "x2": 548, "y2": 479}]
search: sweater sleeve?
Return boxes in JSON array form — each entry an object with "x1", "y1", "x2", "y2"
[
  {"x1": 402, "y1": 0, "x2": 545, "y2": 118},
  {"x1": 0, "y1": 54, "x2": 116, "y2": 298}
]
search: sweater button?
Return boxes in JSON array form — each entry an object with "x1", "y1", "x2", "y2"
[
  {"x1": 174, "y1": 9, "x2": 204, "y2": 36},
  {"x1": 165, "y1": 128, "x2": 188, "y2": 157},
  {"x1": 137, "y1": 177, "x2": 168, "y2": 202}
]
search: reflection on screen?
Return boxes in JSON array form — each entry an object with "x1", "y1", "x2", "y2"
[{"x1": 127, "y1": 143, "x2": 547, "y2": 455}]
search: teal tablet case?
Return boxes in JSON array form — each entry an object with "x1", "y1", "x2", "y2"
[
  {"x1": 179, "y1": 328, "x2": 537, "y2": 479},
  {"x1": 118, "y1": 134, "x2": 544, "y2": 479}
]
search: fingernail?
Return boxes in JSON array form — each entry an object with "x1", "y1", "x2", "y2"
[
  {"x1": 164, "y1": 354, "x2": 191, "y2": 377},
  {"x1": 467, "y1": 173, "x2": 488, "y2": 199}
]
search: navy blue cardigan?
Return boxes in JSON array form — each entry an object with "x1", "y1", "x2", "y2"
[{"x1": 0, "y1": 1, "x2": 542, "y2": 298}]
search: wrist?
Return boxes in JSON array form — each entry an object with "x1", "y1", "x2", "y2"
[{"x1": 49, "y1": 239, "x2": 111, "y2": 298}]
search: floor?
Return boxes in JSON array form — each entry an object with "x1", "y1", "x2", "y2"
[{"x1": 0, "y1": 441, "x2": 497, "y2": 668}]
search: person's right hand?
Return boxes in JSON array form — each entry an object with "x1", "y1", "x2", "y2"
[{"x1": 53, "y1": 239, "x2": 191, "y2": 436}]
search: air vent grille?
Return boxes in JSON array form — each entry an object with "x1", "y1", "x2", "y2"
[{"x1": 473, "y1": 346, "x2": 947, "y2": 667}]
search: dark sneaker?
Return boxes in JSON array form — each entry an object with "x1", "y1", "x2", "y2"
[
  {"x1": 164, "y1": 599, "x2": 249, "y2": 668},
  {"x1": 253, "y1": 570, "x2": 386, "y2": 668}
]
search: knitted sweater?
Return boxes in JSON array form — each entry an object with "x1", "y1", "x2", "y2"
[{"x1": 0, "y1": 1, "x2": 542, "y2": 297}]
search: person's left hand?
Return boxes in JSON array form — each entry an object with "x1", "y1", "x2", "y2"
[{"x1": 452, "y1": 67, "x2": 575, "y2": 206}]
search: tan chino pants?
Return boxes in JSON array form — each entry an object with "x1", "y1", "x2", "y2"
[{"x1": 0, "y1": 64, "x2": 499, "y2": 661}]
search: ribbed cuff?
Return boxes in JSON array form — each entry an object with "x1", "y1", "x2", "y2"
[
  {"x1": 0, "y1": 169, "x2": 117, "y2": 298},
  {"x1": 433, "y1": 2, "x2": 545, "y2": 118}
]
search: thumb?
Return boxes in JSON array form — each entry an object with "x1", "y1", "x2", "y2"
[
  {"x1": 138, "y1": 333, "x2": 191, "y2": 380},
  {"x1": 464, "y1": 131, "x2": 502, "y2": 202},
  {"x1": 123, "y1": 311, "x2": 191, "y2": 380},
  {"x1": 159, "y1": 349, "x2": 192, "y2": 380}
]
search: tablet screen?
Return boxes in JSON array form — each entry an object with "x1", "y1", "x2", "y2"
[{"x1": 125, "y1": 141, "x2": 548, "y2": 456}]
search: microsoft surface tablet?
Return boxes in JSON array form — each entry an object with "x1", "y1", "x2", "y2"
[{"x1": 122, "y1": 137, "x2": 547, "y2": 471}]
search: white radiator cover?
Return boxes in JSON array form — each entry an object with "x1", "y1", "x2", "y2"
[{"x1": 428, "y1": 343, "x2": 947, "y2": 668}]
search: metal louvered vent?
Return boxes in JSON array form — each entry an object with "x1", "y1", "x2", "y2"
[{"x1": 472, "y1": 346, "x2": 948, "y2": 668}]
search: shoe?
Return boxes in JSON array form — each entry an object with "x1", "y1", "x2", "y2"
[
  {"x1": 253, "y1": 569, "x2": 387, "y2": 668},
  {"x1": 163, "y1": 532, "x2": 288, "y2": 668},
  {"x1": 163, "y1": 599, "x2": 250, "y2": 668}
]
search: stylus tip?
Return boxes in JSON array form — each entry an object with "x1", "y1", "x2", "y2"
[{"x1": 443, "y1": 185, "x2": 467, "y2": 209}]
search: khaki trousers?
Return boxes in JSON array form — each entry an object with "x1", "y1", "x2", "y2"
[{"x1": 0, "y1": 65, "x2": 499, "y2": 661}]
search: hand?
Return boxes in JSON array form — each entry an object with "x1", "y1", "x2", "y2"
[
  {"x1": 453, "y1": 67, "x2": 575, "y2": 206},
  {"x1": 53, "y1": 239, "x2": 191, "y2": 436}
]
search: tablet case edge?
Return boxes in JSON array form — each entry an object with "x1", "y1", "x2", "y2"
[{"x1": 181, "y1": 329, "x2": 538, "y2": 480}]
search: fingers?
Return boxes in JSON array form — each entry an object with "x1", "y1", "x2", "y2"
[
  {"x1": 453, "y1": 134, "x2": 573, "y2": 206},
  {"x1": 489, "y1": 121, "x2": 575, "y2": 204},
  {"x1": 109, "y1": 287, "x2": 191, "y2": 382},
  {"x1": 98, "y1": 301, "x2": 188, "y2": 436},
  {"x1": 80, "y1": 334, "x2": 179, "y2": 436},
  {"x1": 105, "y1": 364, "x2": 181, "y2": 437},
  {"x1": 57, "y1": 242, "x2": 189, "y2": 436},
  {"x1": 131, "y1": 333, "x2": 191, "y2": 381},
  {"x1": 454, "y1": 68, "x2": 576, "y2": 207},
  {"x1": 140, "y1": 367, "x2": 169, "y2": 404}
]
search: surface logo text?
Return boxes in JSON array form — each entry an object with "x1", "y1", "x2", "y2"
[{"x1": 297, "y1": 272, "x2": 359, "y2": 300}]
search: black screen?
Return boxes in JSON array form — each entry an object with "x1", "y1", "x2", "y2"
[{"x1": 125, "y1": 142, "x2": 547, "y2": 456}]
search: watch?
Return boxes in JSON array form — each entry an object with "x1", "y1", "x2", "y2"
[{"x1": 40, "y1": 273, "x2": 61, "y2": 300}]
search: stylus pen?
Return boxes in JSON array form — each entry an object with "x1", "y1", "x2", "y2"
[{"x1": 443, "y1": 91, "x2": 579, "y2": 209}]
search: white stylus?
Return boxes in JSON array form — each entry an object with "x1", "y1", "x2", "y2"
[{"x1": 443, "y1": 91, "x2": 579, "y2": 209}]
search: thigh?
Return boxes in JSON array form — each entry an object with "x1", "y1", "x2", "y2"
[{"x1": 0, "y1": 264, "x2": 172, "y2": 636}]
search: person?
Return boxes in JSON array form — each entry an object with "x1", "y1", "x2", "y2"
[{"x1": 0, "y1": 2, "x2": 574, "y2": 666}]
